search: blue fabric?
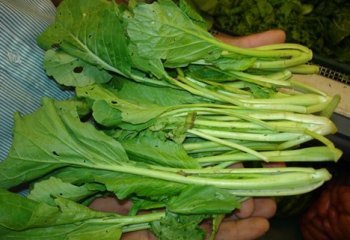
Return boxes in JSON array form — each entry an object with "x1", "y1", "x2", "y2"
[{"x1": 0, "y1": 0, "x2": 73, "y2": 161}]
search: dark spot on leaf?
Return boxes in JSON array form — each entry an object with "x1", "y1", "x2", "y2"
[
  {"x1": 73, "y1": 66, "x2": 84, "y2": 73},
  {"x1": 51, "y1": 43, "x2": 60, "y2": 49},
  {"x1": 88, "y1": 34, "x2": 93, "y2": 38},
  {"x1": 52, "y1": 151, "x2": 60, "y2": 156},
  {"x1": 111, "y1": 100, "x2": 118, "y2": 104},
  {"x1": 59, "y1": 193, "x2": 63, "y2": 196}
]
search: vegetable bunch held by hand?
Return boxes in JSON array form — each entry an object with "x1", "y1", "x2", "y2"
[{"x1": 0, "y1": 0, "x2": 342, "y2": 239}]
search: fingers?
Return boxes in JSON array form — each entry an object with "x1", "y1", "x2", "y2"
[
  {"x1": 215, "y1": 217, "x2": 270, "y2": 240},
  {"x1": 214, "y1": 29, "x2": 286, "y2": 48},
  {"x1": 251, "y1": 198, "x2": 277, "y2": 219},
  {"x1": 232, "y1": 197, "x2": 276, "y2": 219},
  {"x1": 89, "y1": 196, "x2": 132, "y2": 215},
  {"x1": 262, "y1": 162, "x2": 287, "y2": 168},
  {"x1": 234, "y1": 198, "x2": 255, "y2": 218},
  {"x1": 121, "y1": 230, "x2": 157, "y2": 240}
]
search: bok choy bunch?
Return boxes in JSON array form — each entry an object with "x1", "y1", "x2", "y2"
[{"x1": 0, "y1": 0, "x2": 342, "y2": 239}]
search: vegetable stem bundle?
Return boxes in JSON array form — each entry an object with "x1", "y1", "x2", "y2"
[{"x1": 0, "y1": 0, "x2": 343, "y2": 239}]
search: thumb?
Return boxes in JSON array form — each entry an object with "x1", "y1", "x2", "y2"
[{"x1": 213, "y1": 29, "x2": 286, "y2": 48}]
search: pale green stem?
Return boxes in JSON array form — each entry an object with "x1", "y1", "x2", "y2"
[{"x1": 187, "y1": 129, "x2": 267, "y2": 161}]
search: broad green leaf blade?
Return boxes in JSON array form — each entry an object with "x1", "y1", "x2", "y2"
[
  {"x1": 92, "y1": 100, "x2": 123, "y2": 127},
  {"x1": 167, "y1": 186, "x2": 240, "y2": 214},
  {"x1": 109, "y1": 77, "x2": 209, "y2": 106},
  {"x1": 38, "y1": 0, "x2": 131, "y2": 77},
  {"x1": 28, "y1": 177, "x2": 104, "y2": 205},
  {"x1": 44, "y1": 50, "x2": 112, "y2": 87},
  {"x1": 0, "y1": 189, "x2": 59, "y2": 230},
  {"x1": 0, "y1": 98, "x2": 129, "y2": 189},
  {"x1": 129, "y1": 198, "x2": 166, "y2": 215},
  {"x1": 0, "y1": 189, "x2": 116, "y2": 231},
  {"x1": 210, "y1": 56, "x2": 257, "y2": 71},
  {"x1": 127, "y1": 0, "x2": 221, "y2": 67},
  {"x1": 129, "y1": 44, "x2": 168, "y2": 79},
  {"x1": 52, "y1": 167, "x2": 186, "y2": 200},
  {"x1": 0, "y1": 221, "x2": 122, "y2": 240},
  {"x1": 76, "y1": 84, "x2": 169, "y2": 124},
  {"x1": 186, "y1": 65, "x2": 236, "y2": 82},
  {"x1": 115, "y1": 130, "x2": 200, "y2": 168}
]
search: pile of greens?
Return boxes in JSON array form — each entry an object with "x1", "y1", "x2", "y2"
[
  {"x1": 191, "y1": 0, "x2": 350, "y2": 64},
  {"x1": 0, "y1": 0, "x2": 343, "y2": 239}
]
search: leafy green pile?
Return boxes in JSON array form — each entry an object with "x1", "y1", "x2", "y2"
[
  {"x1": 191, "y1": 0, "x2": 350, "y2": 64},
  {"x1": 0, "y1": 0, "x2": 343, "y2": 239}
]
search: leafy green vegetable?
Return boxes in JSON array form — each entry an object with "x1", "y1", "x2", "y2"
[{"x1": 0, "y1": 0, "x2": 344, "y2": 239}]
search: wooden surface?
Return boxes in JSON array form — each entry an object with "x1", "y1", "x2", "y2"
[{"x1": 292, "y1": 74, "x2": 350, "y2": 118}]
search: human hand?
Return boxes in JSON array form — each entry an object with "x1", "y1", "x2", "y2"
[
  {"x1": 89, "y1": 196, "x2": 276, "y2": 240},
  {"x1": 213, "y1": 29, "x2": 286, "y2": 48}
]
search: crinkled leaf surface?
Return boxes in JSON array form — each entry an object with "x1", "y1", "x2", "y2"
[
  {"x1": 127, "y1": 0, "x2": 221, "y2": 67},
  {"x1": 0, "y1": 224, "x2": 122, "y2": 240},
  {"x1": 44, "y1": 50, "x2": 112, "y2": 87},
  {"x1": 109, "y1": 77, "x2": 209, "y2": 106},
  {"x1": 151, "y1": 212, "x2": 206, "y2": 240},
  {"x1": 76, "y1": 84, "x2": 169, "y2": 124},
  {"x1": 52, "y1": 167, "x2": 187, "y2": 200},
  {"x1": 0, "y1": 98, "x2": 129, "y2": 189},
  {"x1": 115, "y1": 130, "x2": 200, "y2": 169},
  {"x1": 178, "y1": 0, "x2": 209, "y2": 30},
  {"x1": 0, "y1": 189, "x2": 117, "y2": 231},
  {"x1": 38, "y1": 0, "x2": 131, "y2": 77},
  {"x1": 28, "y1": 177, "x2": 104, "y2": 206},
  {"x1": 167, "y1": 185, "x2": 240, "y2": 214}
]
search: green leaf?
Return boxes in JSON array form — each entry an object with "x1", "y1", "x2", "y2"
[
  {"x1": 0, "y1": 224, "x2": 122, "y2": 240},
  {"x1": 28, "y1": 177, "x2": 104, "y2": 205},
  {"x1": 0, "y1": 98, "x2": 129, "y2": 189},
  {"x1": 76, "y1": 84, "x2": 169, "y2": 125},
  {"x1": 186, "y1": 65, "x2": 235, "y2": 82},
  {"x1": 127, "y1": 0, "x2": 221, "y2": 67},
  {"x1": 38, "y1": 0, "x2": 131, "y2": 77},
  {"x1": 98, "y1": 172, "x2": 186, "y2": 200},
  {"x1": 52, "y1": 167, "x2": 186, "y2": 200},
  {"x1": 0, "y1": 189, "x2": 59, "y2": 230},
  {"x1": 210, "y1": 55, "x2": 257, "y2": 71},
  {"x1": 129, "y1": 198, "x2": 166, "y2": 216},
  {"x1": 209, "y1": 214, "x2": 225, "y2": 240},
  {"x1": 151, "y1": 212, "x2": 206, "y2": 240},
  {"x1": 0, "y1": 189, "x2": 117, "y2": 231},
  {"x1": 109, "y1": 77, "x2": 209, "y2": 106},
  {"x1": 44, "y1": 50, "x2": 112, "y2": 87},
  {"x1": 129, "y1": 44, "x2": 168, "y2": 79},
  {"x1": 179, "y1": 0, "x2": 209, "y2": 30},
  {"x1": 167, "y1": 185, "x2": 240, "y2": 214},
  {"x1": 329, "y1": 7, "x2": 350, "y2": 44},
  {"x1": 92, "y1": 100, "x2": 123, "y2": 127},
  {"x1": 115, "y1": 130, "x2": 200, "y2": 168}
]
